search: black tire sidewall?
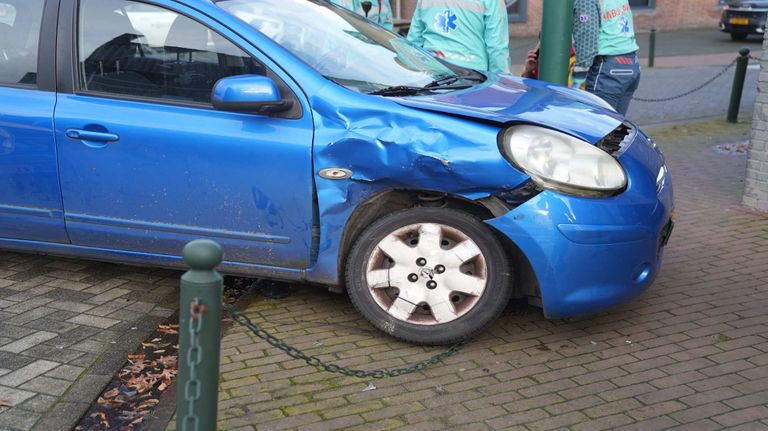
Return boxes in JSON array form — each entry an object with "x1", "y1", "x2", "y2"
[{"x1": 345, "y1": 208, "x2": 512, "y2": 345}]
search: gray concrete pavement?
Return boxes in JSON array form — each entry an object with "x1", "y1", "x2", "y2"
[{"x1": 628, "y1": 64, "x2": 759, "y2": 127}]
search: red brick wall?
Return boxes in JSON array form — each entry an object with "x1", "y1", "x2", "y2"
[{"x1": 396, "y1": 0, "x2": 723, "y2": 36}]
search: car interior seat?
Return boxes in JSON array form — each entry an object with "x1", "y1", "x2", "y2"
[{"x1": 80, "y1": 0, "x2": 160, "y2": 97}]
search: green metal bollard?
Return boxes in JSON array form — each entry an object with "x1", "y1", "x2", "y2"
[
  {"x1": 539, "y1": 0, "x2": 574, "y2": 86},
  {"x1": 648, "y1": 28, "x2": 656, "y2": 68},
  {"x1": 727, "y1": 47, "x2": 751, "y2": 123},
  {"x1": 177, "y1": 239, "x2": 223, "y2": 431}
]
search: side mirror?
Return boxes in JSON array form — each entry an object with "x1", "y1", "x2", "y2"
[{"x1": 211, "y1": 75, "x2": 293, "y2": 114}]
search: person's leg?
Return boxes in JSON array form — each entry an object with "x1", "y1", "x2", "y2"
[
  {"x1": 588, "y1": 55, "x2": 639, "y2": 115},
  {"x1": 615, "y1": 55, "x2": 641, "y2": 115},
  {"x1": 586, "y1": 58, "x2": 623, "y2": 111}
]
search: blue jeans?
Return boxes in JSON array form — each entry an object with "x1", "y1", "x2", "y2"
[{"x1": 585, "y1": 53, "x2": 641, "y2": 115}]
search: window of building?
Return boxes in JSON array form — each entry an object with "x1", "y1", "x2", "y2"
[
  {"x1": 0, "y1": 0, "x2": 44, "y2": 86},
  {"x1": 77, "y1": 0, "x2": 266, "y2": 104},
  {"x1": 507, "y1": 0, "x2": 528, "y2": 23},
  {"x1": 629, "y1": 0, "x2": 655, "y2": 8}
]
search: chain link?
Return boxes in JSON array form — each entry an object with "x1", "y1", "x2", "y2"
[
  {"x1": 182, "y1": 298, "x2": 206, "y2": 431},
  {"x1": 633, "y1": 59, "x2": 738, "y2": 103},
  {"x1": 223, "y1": 302, "x2": 466, "y2": 379}
]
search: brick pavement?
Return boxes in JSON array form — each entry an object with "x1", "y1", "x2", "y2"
[
  {"x1": 0, "y1": 260, "x2": 178, "y2": 431},
  {"x1": 200, "y1": 120, "x2": 768, "y2": 431}
]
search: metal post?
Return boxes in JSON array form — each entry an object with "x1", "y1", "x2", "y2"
[
  {"x1": 648, "y1": 28, "x2": 656, "y2": 68},
  {"x1": 727, "y1": 47, "x2": 751, "y2": 123},
  {"x1": 177, "y1": 239, "x2": 223, "y2": 431},
  {"x1": 539, "y1": 0, "x2": 574, "y2": 86}
]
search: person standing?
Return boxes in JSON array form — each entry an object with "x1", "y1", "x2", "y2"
[
  {"x1": 330, "y1": 0, "x2": 394, "y2": 31},
  {"x1": 573, "y1": 0, "x2": 640, "y2": 114},
  {"x1": 407, "y1": 0, "x2": 511, "y2": 74}
]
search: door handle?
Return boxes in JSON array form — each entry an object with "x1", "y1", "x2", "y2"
[{"x1": 66, "y1": 129, "x2": 120, "y2": 143}]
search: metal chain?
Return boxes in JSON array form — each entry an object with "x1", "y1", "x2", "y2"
[
  {"x1": 633, "y1": 59, "x2": 737, "y2": 102},
  {"x1": 182, "y1": 298, "x2": 206, "y2": 431},
  {"x1": 223, "y1": 302, "x2": 466, "y2": 379}
]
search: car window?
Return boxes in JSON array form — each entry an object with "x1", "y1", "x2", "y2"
[
  {"x1": 216, "y1": 0, "x2": 458, "y2": 94},
  {"x1": 78, "y1": 0, "x2": 266, "y2": 104},
  {"x1": 0, "y1": 0, "x2": 44, "y2": 86}
]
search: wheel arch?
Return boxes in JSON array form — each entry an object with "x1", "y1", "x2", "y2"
[{"x1": 336, "y1": 189, "x2": 539, "y2": 300}]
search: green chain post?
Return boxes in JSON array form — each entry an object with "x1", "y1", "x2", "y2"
[
  {"x1": 648, "y1": 28, "x2": 656, "y2": 68},
  {"x1": 177, "y1": 240, "x2": 223, "y2": 431},
  {"x1": 539, "y1": 0, "x2": 575, "y2": 85},
  {"x1": 727, "y1": 47, "x2": 751, "y2": 123}
]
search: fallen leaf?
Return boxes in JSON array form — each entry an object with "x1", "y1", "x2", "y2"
[
  {"x1": 127, "y1": 353, "x2": 146, "y2": 362},
  {"x1": 153, "y1": 349, "x2": 166, "y2": 354},
  {"x1": 151, "y1": 338, "x2": 161, "y2": 343},
  {"x1": 0, "y1": 400, "x2": 13, "y2": 408},
  {"x1": 104, "y1": 388, "x2": 120, "y2": 398},
  {"x1": 138, "y1": 399, "x2": 159, "y2": 409}
]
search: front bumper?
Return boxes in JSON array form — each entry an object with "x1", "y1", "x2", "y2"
[
  {"x1": 487, "y1": 130, "x2": 673, "y2": 318},
  {"x1": 720, "y1": 11, "x2": 768, "y2": 34}
]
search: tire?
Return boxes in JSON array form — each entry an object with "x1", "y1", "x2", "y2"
[
  {"x1": 731, "y1": 32, "x2": 748, "y2": 41},
  {"x1": 345, "y1": 207, "x2": 512, "y2": 345}
]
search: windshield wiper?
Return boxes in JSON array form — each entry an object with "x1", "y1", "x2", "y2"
[
  {"x1": 423, "y1": 74, "x2": 484, "y2": 89},
  {"x1": 368, "y1": 86, "x2": 426, "y2": 96}
]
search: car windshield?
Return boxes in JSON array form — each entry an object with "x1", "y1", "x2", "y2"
[{"x1": 215, "y1": 0, "x2": 460, "y2": 93}]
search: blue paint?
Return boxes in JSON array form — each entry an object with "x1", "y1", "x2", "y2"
[{"x1": 0, "y1": 0, "x2": 674, "y2": 320}]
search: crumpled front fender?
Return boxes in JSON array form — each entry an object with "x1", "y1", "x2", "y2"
[{"x1": 305, "y1": 85, "x2": 528, "y2": 285}]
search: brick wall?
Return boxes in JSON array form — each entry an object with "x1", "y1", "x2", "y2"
[
  {"x1": 744, "y1": 33, "x2": 768, "y2": 213},
  {"x1": 396, "y1": 0, "x2": 723, "y2": 37}
]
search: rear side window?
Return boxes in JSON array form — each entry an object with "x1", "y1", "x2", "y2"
[
  {"x1": 78, "y1": 0, "x2": 266, "y2": 104},
  {"x1": 0, "y1": 0, "x2": 44, "y2": 85}
]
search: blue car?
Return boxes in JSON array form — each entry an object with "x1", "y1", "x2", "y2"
[{"x1": 0, "y1": 0, "x2": 672, "y2": 344}]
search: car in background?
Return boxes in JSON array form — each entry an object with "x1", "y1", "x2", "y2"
[
  {"x1": 720, "y1": 0, "x2": 768, "y2": 40},
  {"x1": 0, "y1": 0, "x2": 673, "y2": 345}
]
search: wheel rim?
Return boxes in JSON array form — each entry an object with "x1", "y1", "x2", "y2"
[{"x1": 365, "y1": 222, "x2": 488, "y2": 325}]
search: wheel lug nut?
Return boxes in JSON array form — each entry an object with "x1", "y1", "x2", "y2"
[
  {"x1": 408, "y1": 273, "x2": 419, "y2": 282},
  {"x1": 435, "y1": 265, "x2": 445, "y2": 274},
  {"x1": 416, "y1": 258, "x2": 427, "y2": 266},
  {"x1": 426, "y1": 280, "x2": 437, "y2": 289}
]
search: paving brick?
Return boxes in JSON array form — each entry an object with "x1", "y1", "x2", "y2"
[
  {"x1": 713, "y1": 406, "x2": 768, "y2": 427},
  {"x1": 0, "y1": 385, "x2": 36, "y2": 406},
  {"x1": 0, "y1": 360, "x2": 59, "y2": 387},
  {"x1": 670, "y1": 401, "x2": 732, "y2": 423},
  {"x1": 487, "y1": 409, "x2": 550, "y2": 429},
  {"x1": 0, "y1": 407, "x2": 41, "y2": 431},
  {"x1": 680, "y1": 387, "x2": 742, "y2": 406},
  {"x1": 19, "y1": 375, "x2": 72, "y2": 396},
  {"x1": 65, "y1": 314, "x2": 119, "y2": 329},
  {"x1": 0, "y1": 331, "x2": 57, "y2": 354},
  {"x1": 572, "y1": 414, "x2": 635, "y2": 431}
]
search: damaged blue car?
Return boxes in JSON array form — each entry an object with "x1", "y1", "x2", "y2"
[{"x1": 0, "y1": 0, "x2": 673, "y2": 344}]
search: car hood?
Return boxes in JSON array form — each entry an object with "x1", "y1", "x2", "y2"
[
  {"x1": 726, "y1": 0, "x2": 768, "y2": 6},
  {"x1": 393, "y1": 74, "x2": 625, "y2": 143}
]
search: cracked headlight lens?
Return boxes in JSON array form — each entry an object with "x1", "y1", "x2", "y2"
[{"x1": 501, "y1": 125, "x2": 627, "y2": 197}]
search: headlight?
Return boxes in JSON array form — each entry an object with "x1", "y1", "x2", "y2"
[{"x1": 501, "y1": 125, "x2": 627, "y2": 197}]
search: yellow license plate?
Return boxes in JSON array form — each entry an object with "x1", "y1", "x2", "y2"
[{"x1": 730, "y1": 18, "x2": 750, "y2": 25}]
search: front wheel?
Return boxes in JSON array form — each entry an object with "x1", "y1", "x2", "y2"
[{"x1": 345, "y1": 208, "x2": 512, "y2": 345}]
